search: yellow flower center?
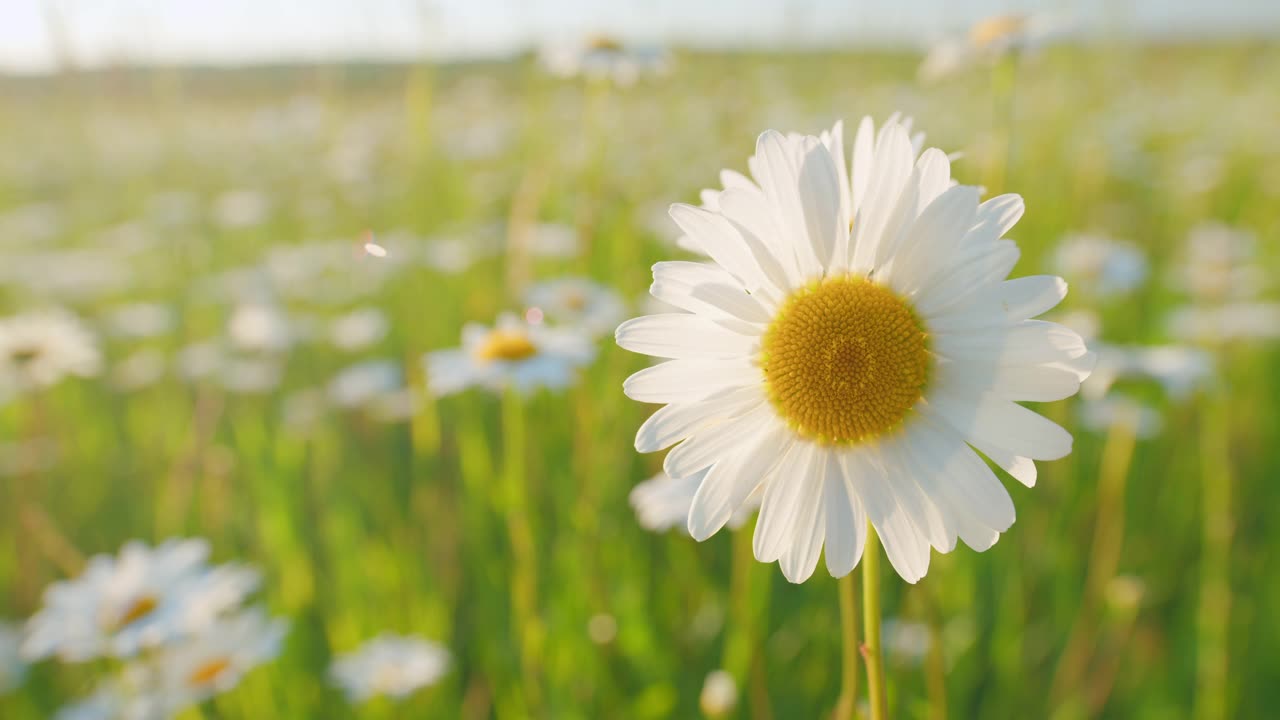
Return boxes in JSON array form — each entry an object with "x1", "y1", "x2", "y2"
[
  {"x1": 761, "y1": 276, "x2": 929, "y2": 445},
  {"x1": 8, "y1": 345, "x2": 41, "y2": 365},
  {"x1": 114, "y1": 595, "x2": 159, "y2": 629},
  {"x1": 474, "y1": 330, "x2": 538, "y2": 362},
  {"x1": 562, "y1": 289, "x2": 587, "y2": 311},
  {"x1": 968, "y1": 14, "x2": 1027, "y2": 49},
  {"x1": 188, "y1": 657, "x2": 232, "y2": 686}
]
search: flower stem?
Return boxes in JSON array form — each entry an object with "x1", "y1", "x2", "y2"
[
  {"x1": 863, "y1": 527, "x2": 889, "y2": 720},
  {"x1": 502, "y1": 388, "x2": 543, "y2": 712},
  {"x1": 835, "y1": 571, "x2": 860, "y2": 719}
]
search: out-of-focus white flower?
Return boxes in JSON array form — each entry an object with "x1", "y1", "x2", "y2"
[
  {"x1": 1052, "y1": 234, "x2": 1148, "y2": 299},
  {"x1": 918, "y1": 13, "x2": 1070, "y2": 82},
  {"x1": 699, "y1": 670, "x2": 738, "y2": 718},
  {"x1": 519, "y1": 222, "x2": 580, "y2": 259},
  {"x1": 1174, "y1": 222, "x2": 1264, "y2": 302},
  {"x1": 329, "y1": 308, "x2": 388, "y2": 352},
  {"x1": 329, "y1": 634, "x2": 449, "y2": 703},
  {"x1": 883, "y1": 619, "x2": 932, "y2": 666},
  {"x1": 212, "y1": 190, "x2": 271, "y2": 230},
  {"x1": 629, "y1": 473, "x2": 759, "y2": 534},
  {"x1": 0, "y1": 308, "x2": 101, "y2": 396},
  {"x1": 328, "y1": 360, "x2": 402, "y2": 410},
  {"x1": 525, "y1": 277, "x2": 627, "y2": 337},
  {"x1": 0, "y1": 621, "x2": 26, "y2": 693},
  {"x1": 147, "y1": 190, "x2": 201, "y2": 228},
  {"x1": 586, "y1": 614, "x2": 617, "y2": 645},
  {"x1": 1080, "y1": 395, "x2": 1164, "y2": 438},
  {"x1": 175, "y1": 341, "x2": 225, "y2": 382},
  {"x1": 105, "y1": 303, "x2": 174, "y2": 340},
  {"x1": 540, "y1": 36, "x2": 671, "y2": 86},
  {"x1": 1167, "y1": 302, "x2": 1280, "y2": 343},
  {"x1": 425, "y1": 313, "x2": 594, "y2": 397},
  {"x1": 110, "y1": 350, "x2": 167, "y2": 392},
  {"x1": 152, "y1": 607, "x2": 287, "y2": 709},
  {"x1": 0, "y1": 250, "x2": 135, "y2": 302},
  {"x1": 227, "y1": 303, "x2": 296, "y2": 354},
  {"x1": 23, "y1": 538, "x2": 259, "y2": 662},
  {"x1": 1084, "y1": 344, "x2": 1213, "y2": 400},
  {"x1": 0, "y1": 202, "x2": 62, "y2": 243}
]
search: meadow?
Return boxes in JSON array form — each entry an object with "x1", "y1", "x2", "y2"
[{"x1": 1, "y1": 41, "x2": 1279, "y2": 719}]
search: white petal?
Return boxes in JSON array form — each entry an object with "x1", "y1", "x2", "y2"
[
  {"x1": 623, "y1": 359, "x2": 762, "y2": 404},
  {"x1": 664, "y1": 402, "x2": 776, "y2": 478},
  {"x1": 885, "y1": 185, "x2": 981, "y2": 296},
  {"x1": 913, "y1": 240, "x2": 1021, "y2": 317},
  {"x1": 634, "y1": 386, "x2": 763, "y2": 452},
  {"x1": 777, "y1": 447, "x2": 827, "y2": 583},
  {"x1": 615, "y1": 314, "x2": 757, "y2": 360},
  {"x1": 688, "y1": 423, "x2": 792, "y2": 540},
  {"x1": 965, "y1": 194, "x2": 1024, "y2": 247},
  {"x1": 753, "y1": 440, "x2": 819, "y2": 564},
  {"x1": 841, "y1": 448, "x2": 931, "y2": 583},
  {"x1": 851, "y1": 125, "x2": 915, "y2": 273},
  {"x1": 822, "y1": 453, "x2": 867, "y2": 576},
  {"x1": 669, "y1": 204, "x2": 769, "y2": 292},
  {"x1": 928, "y1": 389, "x2": 1074, "y2": 461}
]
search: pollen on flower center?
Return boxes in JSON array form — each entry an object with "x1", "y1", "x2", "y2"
[
  {"x1": 113, "y1": 595, "x2": 159, "y2": 629},
  {"x1": 761, "y1": 276, "x2": 929, "y2": 445},
  {"x1": 188, "y1": 657, "x2": 232, "y2": 686},
  {"x1": 474, "y1": 331, "x2": 538, "y2": 362}
]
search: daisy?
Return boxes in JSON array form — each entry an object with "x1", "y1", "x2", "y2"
[
  {"x1": 425, "y1": 312, "x2": 594, "y2": 397},
  {"x1": 918, "y1": 13, "x2": 1069, "y2": 83},
  {"x1": 0, "y1": 621, "x2": 25, "y2": 693},
  {"x1": 539, "y1": 36, "x2": 671, "y2": 87},
  {"x1": 616, "y1": 116, "x2": 1092, "y2": 583},
  {"x1": 1051, "y1": 234, "x2": 1148, "y2": 299},
  {"x1": 151, "y1": 607, "x2": 287, "y2": 710},
  {"x1": 328, "y1": 307, "x2": 389, "y2": 352},
  {"x1": 327, "y1": 360, "x2": 402, "y2": 410},
  {"x1": 699, "y1": 670, "x2": 738, "y2": 718},
  {"x1": 525, "y1": 277, "x2": 627, "y2": 337},
  {"x1": 629, "y1": 472, "x2": 759, "y2": 534},
  {"x1": 22, "y1": 538, "x2": 259, "y2": 662},
  {"x1": 0, "y1": 308, "x2": 101, "y2": 395},
  {"x1": 329, "y1": 633, "x2": 450, "y2": 703}
]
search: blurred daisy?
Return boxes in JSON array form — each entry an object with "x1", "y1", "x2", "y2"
[
  {"x1": 1173, "y1": 222, "x2": 1263, "y2": 302},
  {"x1": 175, "y1": 341, "x2": 225, "y2": 382},
  {"x1": 1167, "y1": 302, "x2": 1280, "y2": 343},
  {"x1": 153, "y1": 607, "x2": 287, "y2": 709},
  {"x1": 328, "y1": 360, "x2": 402, "y2": 410},
  {"x1": 540, "y1": 36, "x2": 671, "y2": 86},
  {"x1": 882, "y1": 619, "x2": 932, "y2": 666},
  {"x1": 0, "y1": 308, "x2": 101, "y2": 395},
  {"x1": 629, "y1": 473, "x2": 759, "y2": 534},
  {"x1": 919, "y1": 13, "x2": 1069, "y2": 83},
  {"x1": 330, "y1": 634, "x2": 449, "y2": 703},
  {"x1": 1085, "y1": 344, "x2": 1213, "y2": 401},
  {"x1": 23, "y1": 538, "x2": 259, "y2": 662},
  {"x1": 104, "y1": 303, "x2": 174, "y2": 340},
  {"x1": 227, "y1": 302, "x2": 297, "y2": 354},
  {"x1": 212, "y1": 189, "x2": 271, "y2": 230},
  {"x1": 525, "y1": 277, "x2": 627, "y2": 337},
  {"x1": 1052, "y1": 234, "x2": 1148, "y2": 299},
  {"x1": 0, "y1": 621, "x2": 25, "y2": 693},
  {"x1": 328, "y1": 308, "x2": 389, "y2": 351},
  {"x1": 617, "y1": 116, "x2": 1091, "y2": 583},
  {"x1": 526, "y1": 222, "x2": 580, "y2": 259},
  {"x1": 699, "y1": 669, "x2": 738, "y2": 718},
  {"x1": 219, "y1": 357, "x2": 284, "y2": 395},
  {"x1": 425, "y1": 313, "x2": 594, "y2": 397},
  {"x1": 1080, "y1": 395, "x2": 1164, "y2": 439}
]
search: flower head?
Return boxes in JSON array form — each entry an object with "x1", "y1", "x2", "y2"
[
  {"x1": 525, "y1": 277, "x2": 627, "y2": 337},
  {"x1": 617, "y1": 116, "x2": 1092, "y2": 583},
  {"x1": 23, "y1": 538, "x2": 259, "y2": 662},
  {"x1": 0, "y1": 308, "x2": 101, "y2": 396},
  {"x1": 425, "y1": 312, "x2": 594, "y2": 396},
  {"x1": 329, "y1": 634, "x2": 450, "y2": 703}
]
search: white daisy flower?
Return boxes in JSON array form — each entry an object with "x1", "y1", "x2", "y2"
[
  {"x1": 699, "y1": 670, "x2": 738, "y2": 718},
  {"x1": 629, "y1": 473, "x2": 759, "y2": 534},
  {"x1": 328, "y1": 360, "x2": 402, "y2": 410},
  {"x1": 328, "y1": 308, "x2": 389, "y2": 352},
  {"x1": 525, "y1": 277, "x2": 627, "y2": 337},
  {"x1": 526, "y1": 223, "x2": 580, "y2": 259},
  {"x1": 0, "y1": 308, "x2": 101, "y2": 396},
  {"x1": 0, "y1": 621, "x2": 26, "y2": 694},
  {"x1": 1084, "y1": 344, "x2": 1213, "y2": 401},
  {"x1": 1167, "y1": 302, "x2": 1280, "y2": 343},
  {"x1": 1173, "y1": 222, "x2": 1263, "y2": 303},
  {"x1": 616, "y1": 116, "x2": 1093, "y2": 583},
  {"x1": 1079, "y1": 395, "x2": 1164, "y2": 439},
  {"x1": 151, "y1": 607, "x2": 287, "y2": 710},
  {"x1": 227, "y1": 302, "x2": 296, "y2": 354},
  {"x1": 425, "y1": 313, "x2": 594, "y2": 397},
  {"x1": 918, "y1": 13, "x2": 1070, "y2": 83},
  {"x1": 329, "y1": 634, "x2": 450, "y2": 703},
  {"x1": 22, "y1": 538, "x2": 259, "y2": 662},
  {"x1": 882, "y1": 619, "x2": 932, "y2": 666},
  {"x1": 212, "y1": 189, "x2": 271, "y2": 230},
  {"x1": 540, "y1": 36, "x2": 671, "y2": 87},
  {"x1": 1051, "y1": 234, "x2": 1148, "y2": 299},
  {"x1": 104, "y1": 303, "x2": 174, "y2": 340}
]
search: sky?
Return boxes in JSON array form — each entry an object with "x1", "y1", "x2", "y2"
[{"x1": 2, "y1": 0, "x2": 1278, "y2": 74}]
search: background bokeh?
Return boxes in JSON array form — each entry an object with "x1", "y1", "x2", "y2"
[{"x1": 1, "y1": 2, "x2": 1279, "y2": 718}]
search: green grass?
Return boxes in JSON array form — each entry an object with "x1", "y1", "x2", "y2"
[{"x1": 2, "y1": 43, "x2": 1279, "y2": 718}]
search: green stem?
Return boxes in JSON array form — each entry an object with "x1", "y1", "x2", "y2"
[
  {"x1": 502, "y1": 389, "x2": 542, "y2": 713},
  {"x1": 1194, "y1": 386, "x2": 1232, "y2": 720},
  {"x1": 835, "y1": 572, "x2": 860, "y2": 719},
  {"x1": 863, "y1": 527, "x2": 889, "y2": 720}
]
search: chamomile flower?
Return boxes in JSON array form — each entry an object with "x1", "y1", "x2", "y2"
[
  {"x1": 22, "y1": 538, "x2": 260, "y2": 662},
  {"x1": 0, "y1": 308, "x2": 101, "y2": 396},
  {"x1": 329, "y1": 634, "x2": 450, "y2": 703},
  {"x1": 425, "y1": 312, "x2": 594, "y2": 397},
  {"x1": 617, "y1": 116, "x2": 1092, "y2": 583},
  {"x1": 629, "y1": 473, "x2": 759, "y2": 534},
  {"x1": 918, "y1": 13, "x2": 1069, "y2": 83},
  {"x1": 152, "y1": 607, "x2": 287, "y2": 709},
  {"x1": 1052, "y1": 234, "x2": 1148, "y2": 299},
  {"x1": 328, "y1": 307, "x2": 389, "y2": 351},
  {"x1": 525, "y1": 277, "x2": 627, "y2": 337},
  {"x1": 699, "y1": 670, "x2": 738, "y2": 718}
]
